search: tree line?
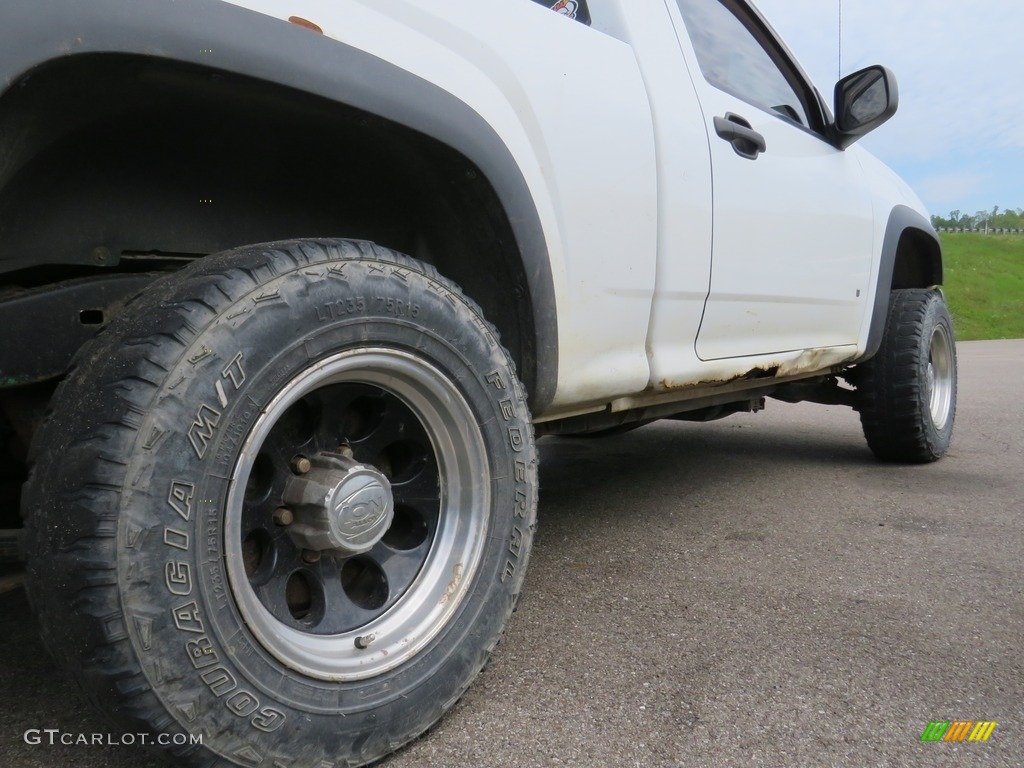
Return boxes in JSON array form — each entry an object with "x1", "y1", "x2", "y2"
[{"x1": 931, "y1": 206, "x2": 1023, "y2": 231}]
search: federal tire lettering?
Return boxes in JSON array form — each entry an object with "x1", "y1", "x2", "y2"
[
  {"x1": 509, "y1": 525, "x2": 524, "y2": 558},
  {"x1": 499, "y1": 398, "x2": 516, "y2": 421},
  {"x1": 514, "y1": 489, "x2": 529, "y2": 519}
]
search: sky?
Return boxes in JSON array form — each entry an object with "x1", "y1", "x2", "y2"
[{"x1": 755, "y1": 0, "x2": 1023, "y2": 219}]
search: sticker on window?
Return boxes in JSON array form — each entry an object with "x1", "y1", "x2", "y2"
[{"x1": 531, "y1": 0, "x2": 591, "y2": 25}]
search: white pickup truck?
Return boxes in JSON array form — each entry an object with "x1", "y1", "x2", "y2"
[{"x1": 0, "y1": 0, "x2": 955, "y2": 765}]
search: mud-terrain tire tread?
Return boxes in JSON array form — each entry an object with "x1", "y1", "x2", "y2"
[
  {"x1": 22, "y1": 238, "x2": 537, "y2": 767},
  {"x1": 854, "y1": 288, "x2": 956, "y2": 463}
]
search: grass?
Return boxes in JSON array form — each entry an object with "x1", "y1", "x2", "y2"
[{"x1": 940, "y1": 233, "x2": 1024, "y2": 341}]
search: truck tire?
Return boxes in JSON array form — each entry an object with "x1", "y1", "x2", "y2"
[
  {"x1": 22, "y1": 239, "x2": 537, "y2": 767},
  {"x1": 855, "y1": 288, "x2": 957, "y2": 462}
]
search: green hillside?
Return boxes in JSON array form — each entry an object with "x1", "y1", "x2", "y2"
[{"x1": 940, "y1": 233, "x2": 1024, "y2": 340}]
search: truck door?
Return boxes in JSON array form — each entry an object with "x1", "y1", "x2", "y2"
[{"x1": 669, "y1": 0, "x2": 875, "y2": 361}]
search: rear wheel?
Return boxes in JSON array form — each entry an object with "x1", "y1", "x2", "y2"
[
  {"x1": 854, "y1": 288, "x2": 957, "y2": 462},
  {"x1": 23, "y1": 239, "x2": 537, "y2": 766}
]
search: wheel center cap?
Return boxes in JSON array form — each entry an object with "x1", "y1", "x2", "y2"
[
  {"x1": 331, "y1": 472, "x2": 392, "y2": 547},
  {"x1": 283, "y1": 452, "x2": 394, "y2": 555}
]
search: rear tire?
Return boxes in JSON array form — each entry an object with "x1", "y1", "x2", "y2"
[
  {"x1": 22, "y1": 239, "x2": 537, "y2": 767},
  {"x1": 854, "y1": 288, "x2": 957, "y2": 462}
]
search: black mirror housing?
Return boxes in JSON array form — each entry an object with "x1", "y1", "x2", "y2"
[{"x1": 833, "y1": 65, "x2": 899, "y2": 149}]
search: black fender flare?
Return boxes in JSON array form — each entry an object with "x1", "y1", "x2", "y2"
[
  {"x1": 858, "y1": 205, "x2": 943, "y2": 363},
  {"x1": 0, "y1": 0, "x2": 558, "y2": 410}
]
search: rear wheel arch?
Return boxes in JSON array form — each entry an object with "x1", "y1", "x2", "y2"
[{"x1": 0, "y1": 3, "x2": 558, "y2": 409}]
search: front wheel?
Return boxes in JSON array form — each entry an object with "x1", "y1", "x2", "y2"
[
  {"x1": 854, "y1": 288, "x2": 957, "y2": 462},
  {"x1": 23, "y1": 239, "x2": 537, "y2": 767}
]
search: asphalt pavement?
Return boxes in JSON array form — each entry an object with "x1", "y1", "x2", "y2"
[{"x1": 2, "y1": 339, "x2": 1021, "y2": 767}]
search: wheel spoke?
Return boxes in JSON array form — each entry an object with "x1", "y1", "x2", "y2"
[
  {"x1": 369, "y1": 541, "x2": 431, "y2": 608},
  {"x1": 348, "y1": 401, "x2": 414, "y2": 466},
  {"x1": 312, "y1": 385, "x2": 386, "y2": 450},
  {"x1": 267, "y1": 395, "x2": 323, "y2": 453},
  {"x1": 244, "y1": 524, "x2": 301, "y2": 587},
  {"x1": 390, "y1": 465, "x2": 440, "y2": 506},
  {"x1": 310, "y1": 556, "x2": 383, "y2": 634},
  {"x1": 253, "y1": 557, "x2": 306, "y2": 623}
]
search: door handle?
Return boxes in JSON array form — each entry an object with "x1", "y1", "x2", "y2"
[{"x1": 714, "y1": 113, "x2": 766, "y2": 159}]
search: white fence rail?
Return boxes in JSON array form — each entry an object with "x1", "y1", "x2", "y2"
[{"x1": 936, "y1": 227, "x2": 1023, "y2": 234}]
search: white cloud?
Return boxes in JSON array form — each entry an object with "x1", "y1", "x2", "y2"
[
  {"x1": 914, "y1": 170, "x2": 987, "y2": 210},
  {"x1": 755, "y1": 0, "x2": 1024, "y2": 162}
]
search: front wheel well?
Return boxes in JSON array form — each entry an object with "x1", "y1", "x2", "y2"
[
  {"x1": 892, "y1": 226, "x2": 943, "y2": 289},
  {"x1": 856, "y1": 207, "x2": 945, "y2": 365}
]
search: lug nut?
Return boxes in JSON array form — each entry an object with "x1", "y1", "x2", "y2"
[
  {"x1": 290, "y1": 455, "x2": 312, "y2": 474},
  {"x1": 272, "y1": 507, "x2": 294, "y2": 526},
  {"x1": 337, "y1": 445, "x2": 354, "y2": 458},
  {"x1": 301, "y1": 549, "x2": 321, "y2": 564}
]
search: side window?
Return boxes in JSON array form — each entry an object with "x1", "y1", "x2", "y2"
[
  {"x1": 675, "y1": 0, "x2": 811, "y2": 127},
  {"x1": 530, "y1": 0, "x2": 592, "y2": 25}
]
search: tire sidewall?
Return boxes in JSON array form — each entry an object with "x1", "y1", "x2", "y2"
[
  {"x1": 917, "y1": 294, "x2": 957, "y2": 455},
  {"x1": 115, "y1": 249, "x2": 534, "y2": 761}
]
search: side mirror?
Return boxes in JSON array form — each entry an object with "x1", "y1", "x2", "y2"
[{"x1": 833, "y1": 65, "x2": 899, "y2": 149}]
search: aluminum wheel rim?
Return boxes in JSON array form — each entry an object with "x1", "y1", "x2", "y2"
[
  {"x1": 927, "y1": 324, "x2": 954, "y2": 430},
  {"x1": 225, "y1": 348, "x2": 489, "y2": 681}
]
